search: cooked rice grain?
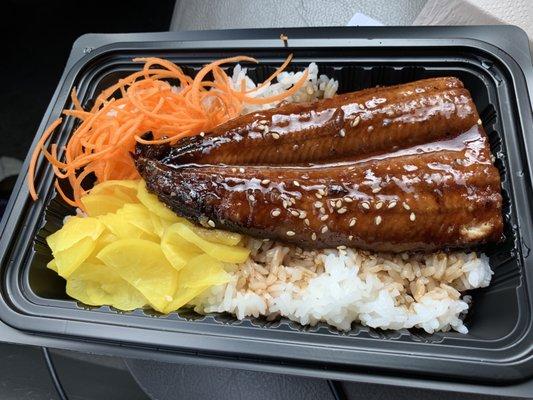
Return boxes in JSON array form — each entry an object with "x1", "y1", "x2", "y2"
[
  {"x1": 194, "y1": 240, "x2": 492, "y2": 334},
  {"x1": 230, "y1": 62, "x2": 338, "y2": 114}
]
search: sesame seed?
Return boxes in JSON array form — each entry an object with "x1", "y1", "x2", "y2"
[
  {"x1": 248, "y1": 195, "x2": 255, "y2": 201},
  {"x1": 349, "y1": 218, "x2": 357, "y2": 227},
  {"x1": 359, "y1": 103, "x2": 365, "y2": 109},
  {"x1": 320, "y1": 215, "x2": 329, "y2": 221},
  {"x1": 263, "y1": 126, "x2": 269, "y2": 134},
  {"x1": 314, "y1": 201, "x2": 323, "y2": 208},
  {"x1": 320, "y1": 207, "x2": 326, "y2": 214},
  {"x1": 343, "y1": 196, "x2": 353, "y2": 203},
  {"x1": 375, "y1": 201, "x2": 383, "y2": 210},
  {"x1": 318, "y1": 188, "x2": 326, "y2": 196},
  {"x1": 261, "y1": 179, "x2": 271, "y2": 185},
  {"x1": 304, "y1": 218, "x2": 310, "y2": 226},
  {"x1": 293, "y1": 180, "x2": 300, "y2": 187},
  {"x1": 375, "y1": 215, "x2": 382, "y2": 225},
  {"x1": 388, "y1": 201, "x2": 397, "y2": 209},
  {"x1": 207, "y1": 220, "x2": 216, "y2": 228},
  {"x1": 368, "y1": 126, "x2": 374, "y2": 132},
  {"x1": 289, "y1": 197, "x2": 296, "y2": 205},
  {"x1": 199, "y1": 132, "x2": 205, "y2": 137},
  {"x1": 403, "y1": 202, "x2": 410, "y2": 210},
  {"x1": 337, "y1": 207, "x2": 347, "y2": 214},
  {"x1": 321, "y1": 226, "x2": 328, "y2": 233},
  {"x1": 311, "y1": 232, "x2": 317, "y2": 241},
  {"x1": 231, "y1": 168, "x2": 237, "y2": 173},
  {"x1": 362, "y1": 202, "x2": 370, "y2": 210},
  {"x1": 282, "y1": 200, "x2": 289, "y2": 208},
  {"x1": 372, "y1": 187, "x2": 381, "y2": 193},
  {"x1": 272, "y1": 133, "x2": 280, "y2": 139},
  {"x1": 348, "y1": 235, "x2": 354, "y2": 240},
  {"x1": 477, "y1": 118, "x2": 482, "y2": 125},
  {"x1": 350, "y1": 115, "x2": 361, "y2": 127},
  {"x1": 339, "y1": 128, "x2": 346, "y2": 137},
  {"x1": 291, "y1": 210, "x2": 299, "y2": 217},
  {"x1": 271, "y1": 209, "x2": 281, "y2": 217},
  {"x1": 259, "y1": 119, "x2": 268, "y2": 124},
  {"x1": 286, "y1": 231, "x2": 296, "y2": 236},
  {"x1": 257, "y1": 124, "x2": 265, "y2": 130},
  {"x1": 299, "y1": 211, "x2": 307, "y2": 218},
  {"x1": 410, "y1": 212, "x2": 416, "y2": 221},
  {"x1": 239, "y1": 167, "x2": 245, "y2": 173},
  {"x1": 337, "y1": 245, "x2": 347, "y2": 250},
  {"x1": 335, "y1": 200, "x2": 343, "y2": 208},
  {"x1": 315, "y1": 193, "x2": 323, "y2": 199}
]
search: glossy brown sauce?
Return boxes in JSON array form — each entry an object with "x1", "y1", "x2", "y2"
[
  {"x1": 163, "y1": 77, "x2": 476, "y2": 167},
  {"x1": 135, "y1": 77, "x2": 503, "y2": 252},
  {"x1": 312, "y1": 124, "x2": 490, "y2": 168}
]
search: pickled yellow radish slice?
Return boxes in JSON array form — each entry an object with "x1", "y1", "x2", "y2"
[
  {"x1": 149, "y1": 213, "x2": 173, "y2": 237},
  {"x1": 81, "y1": 194, "x2": 130, "y2": 217},
  {"x1": 161, "y1": 223, "x2": 202, "y2": 271},
  {"x1": 162, "y1": 286, "x2": 206, "y2": 314},
  {"x1": 88, "y1": 180, "x2": 139, "y2": 203},
  {"x1": 137, "y1": 180, "x2": 181, "y2": 222},
  {"x1": 66, "y1": 262, "x2": 147, "y2": 310},
  {"x1": 87, "y1": 232, "x2": 118, "y2": 262},
  {"x1": 54, "y1": 236, "x2": 96, "y2": 278},
  {"x1": 116, "y1": 203, "x2": 155, "y2": 235},
  {"x1": 170, "y1": 223, "x2": 250, "y2": 263},
  {"x1": 96, "y1": 239, "x2": 178, "y2": 312},
  {"x1": 98, "y1": 213, "x2": 157, "y2": 242},
  {"x1": 192, "y1": 226, "x2": 242, "y2": 246},
  {"x1": 180, "y1": 254, "x2": 230, "y2": 288},
  {"x1": 46, "y1": 179, "x2": 253, "y2": 315},
  {"x1": 46, "y1": 216, "x2": 104, "y2": 253},
  {"x1": 162, "y1": 255, "x2": 230, "y2": 312},
  {"x1": 47, "y1": 259, "x2": 58, "y2": 272}
]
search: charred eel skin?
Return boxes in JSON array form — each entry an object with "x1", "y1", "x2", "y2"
[
  {"x1": 134, "y1": 124, "x2": 503, "y2": 253},
  {"x1": 162, "y1": 77, "x2": 478, "y2": 166}
]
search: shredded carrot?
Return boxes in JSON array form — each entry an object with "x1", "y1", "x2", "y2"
[
  {"x1": 28, "y1": 55, "x2": 308, "y2": 208},
  {"x1": 70, "y1": 88, "x2": 83, "y2": 111},
  {"x1": 28, "y1": 118, "x2": 62, "y2": 200}
]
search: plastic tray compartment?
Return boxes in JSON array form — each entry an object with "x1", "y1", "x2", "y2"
[{"x1": 1, "y1": 30, "x2": 532, "y2": 386}]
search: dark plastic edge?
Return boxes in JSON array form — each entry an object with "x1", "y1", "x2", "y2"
[
  {"x1": 0, "y1": 318, "x2": 532, "y2": 399},
  {"x1": 1, "y1": 27, "x2": 532, "y2": 395}
]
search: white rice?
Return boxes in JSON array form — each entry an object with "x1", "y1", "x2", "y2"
[
  {"x1": 193, "y1": 240, "x2": 492, "y2": 334},
  {"x1": 229, "y1": 62, "x2": 339, "y2": 114},
  {"x1": 190, "y1": 63, "x2": 491, "y2": 334}
]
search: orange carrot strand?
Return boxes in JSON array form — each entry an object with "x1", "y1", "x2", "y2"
[{"x1": 27, "y1": 55, "x2": 310, "y2": 207}]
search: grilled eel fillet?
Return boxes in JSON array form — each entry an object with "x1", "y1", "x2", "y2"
[
  {"x1": 134, "y1": 77, "x2": 503, "y2": 252},
  {"x1": 134, "y1": 78, "x2": 503, "y2": 252},
  {"x1": 160, "y1": 77, "x2": 478, "y2": 165}
]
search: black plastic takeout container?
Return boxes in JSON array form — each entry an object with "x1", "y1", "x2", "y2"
[{"x1": 1, "y1": 27, "x2": 532, "y2": 396}]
